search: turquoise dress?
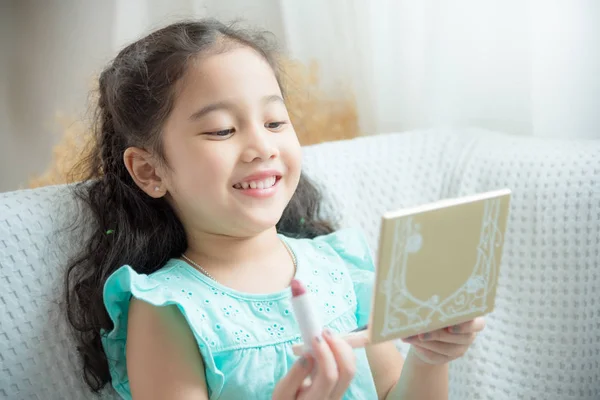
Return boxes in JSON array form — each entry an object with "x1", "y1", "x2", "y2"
[{"x1": 102, "y1": 229, "x2": 378, "y2": 399}]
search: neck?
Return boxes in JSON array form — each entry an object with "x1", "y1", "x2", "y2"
[{"x1": 183, "y1": 226, "x2": 285, "y2": 278}]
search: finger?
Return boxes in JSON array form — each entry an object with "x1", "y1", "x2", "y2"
[
  {"x1": 339, "y1": 331, "x2": 370, "y2": 349},
  {"x1": 292, "y1": 332, "x2": 369, "y2": 356},
  {"x1": 294, "y1": 377, "x2": 313, "y2": 398},
  {"x1": 292, "y1": 343, "x2": 303, "y2": 357},
  {"x1": 410, "y1": 344, "x2": 448, "y2": 365},
  {"x1": 408, "y1": 339, "x2": 469, "y2": 358},
  {"x1": 322, "y1": 329, "x2": 356, "y2": 399},
  {"x1": 447, "y1": 317, "x2": 486, "y2": 334},
  {"x1": 404, "y1": 330, "x2": 477, "y2": 345},
  {"x1": 440, "y1": 332, "x2": 477, "y2": 345},
  {"x1": 302, "y1": 335, "x2": 338, "y2": 398},
  {"x1": 272, "y1": 355, "x2": 314, "y2": 399}
]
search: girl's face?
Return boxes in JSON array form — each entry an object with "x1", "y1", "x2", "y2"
[{"x1": 159, "y1": 47, "x2": 302, "y2": 237}]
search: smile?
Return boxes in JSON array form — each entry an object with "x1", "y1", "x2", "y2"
[{"x1": 233, "y1": 176, "x2": 279, "y2": 190}]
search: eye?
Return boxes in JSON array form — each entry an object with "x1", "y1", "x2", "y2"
[
  {"x1": 205, "y1": 128, "x2": 235, "y2": 137},
  {"x1": 265, "y1": 122, "x2": 287, "y2": 131}
]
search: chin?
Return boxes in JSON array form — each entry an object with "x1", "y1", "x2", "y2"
[
  {"x1": 235, "y1": 210, "x2": 285, "y2": 236},
  {"x1": 249, "y1": 216, "x2": 283, "y2": 233}
]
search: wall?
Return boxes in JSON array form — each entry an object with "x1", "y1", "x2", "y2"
[
  {"x1": 0, "y1": 1, "x2": 115, "y2": 192},
  {"x1": 0, "y1": 0, "x2": 285, "y2": 192},
  {"x1": 1, "y1": 0, "x2": 19, "y2": 192}
]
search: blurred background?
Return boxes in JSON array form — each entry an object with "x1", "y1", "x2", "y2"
[{"x1": 1, "y1": 0, "x2": 599, "y2": 192}]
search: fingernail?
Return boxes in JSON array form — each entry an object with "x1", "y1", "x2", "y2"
[
  {"x1": 322, "y1": 328, "x2": 332, "y2": 337},
  {"x1": 299, "y1": 355, "x2": 312, "y2": 368},
  {"x1": 403, "y1": 335, "x2": 416, "y2": 342},
  {"x1": 314, "y1": 335, "x2": 322, "y2": 343},
  {"x1": 299, "y1": 356, "x2": 308, "y2": 368},
  {"x1": 421, "y1": 332, "x2": 431, "y2": 341},
  {"x1": 452, "y1": 325, "x2": 460, "y2": 333}
]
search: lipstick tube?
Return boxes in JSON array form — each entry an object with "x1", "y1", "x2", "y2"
[{"x1": 290, "y1": 279, "x2": 322, "y2": 354}]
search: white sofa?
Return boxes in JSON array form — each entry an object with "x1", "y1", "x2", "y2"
[{"x1": 1, "y1": 128, "x2": 599, "y2": 399}]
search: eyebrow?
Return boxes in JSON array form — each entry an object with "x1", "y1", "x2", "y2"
[
  {"x1": 262, "y1": 94, "x2": 285, "y2": 106},
  {"x1": 188, "y1": 101, "x2": 233, "y2": 121},
  {"x1": 188, "y1": 95, "x2": 285, "y2": 121}
]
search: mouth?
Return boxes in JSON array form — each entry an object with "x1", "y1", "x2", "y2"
[{"x1": 233, "y1": 175, "x2": 281, "y2": 190}]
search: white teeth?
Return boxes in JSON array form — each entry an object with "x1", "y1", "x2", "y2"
[{"x1": 235, "y1": 176, "x2": 277, "y2": 190}]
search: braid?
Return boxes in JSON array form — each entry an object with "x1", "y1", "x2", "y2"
[{"x1": 65, "y1": 66, "x2": 188, "y2": 390}]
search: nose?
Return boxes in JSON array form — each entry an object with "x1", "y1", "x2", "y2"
[{"x1": 240, "y1": 123, "x2": 279, "y2": 163}]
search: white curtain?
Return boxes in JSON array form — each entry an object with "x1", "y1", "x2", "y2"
[
  {"x1": 112, "y1": 0, "x2": 286, "y2": 52},
  {"x1": 2, "y1": 0, "x2": 598, "y2": 191},
  {"x1": 0, "y1": 0, "x2": 285, "y2": 192},
  {"x1": 281, "y1": 0, "x2": 600, "y2": 139},
  {"x1": 71, "y1": 0, "x2": 600, "y2": 139}
]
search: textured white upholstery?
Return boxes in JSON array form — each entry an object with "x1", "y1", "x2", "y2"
[
  {"x1": 1, "y1": 128, "x2": 599, "y2": 399},
  {"x1": 444, "y1": 131, "x2": 600, "y2": 399}
]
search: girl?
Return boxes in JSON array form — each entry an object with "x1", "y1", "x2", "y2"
[{"x1": 65, "y1": 19, "x2": 485, "y2": 400}]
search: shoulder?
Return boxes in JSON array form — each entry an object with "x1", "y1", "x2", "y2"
[
  {"x1": 102, "y1": 261, "x2": 222, "y2": 398},
  {"x1": 317, "y1": 228, "x2": 374, "y2": 267},
  {"x1": 128, "y1": 296, "x2": 183, "y2": 328},
  {"x1": 288, "y1": 228, "x2": 375, "y2": 274},
  {"x1": 103, "y1": 260, "x2": 191, "y2": 308},
  {"x1": 298, "y1": 229, "x2": 377, "y2": 327}
]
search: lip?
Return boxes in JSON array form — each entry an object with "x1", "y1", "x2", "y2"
[
  {"x1": 235, "y1": 169, "x2": 283, "y2": 185},
  {"x1": 233, "y1": 169, "x2": 283, "y2": 199}
]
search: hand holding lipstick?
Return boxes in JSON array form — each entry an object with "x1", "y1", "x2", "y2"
[
  {"x1": 272, "y1": 328, "x2": 357, "y2": 400},
  {"x1": 271, "y1": 279, "x2": 357, "y2": 399}
]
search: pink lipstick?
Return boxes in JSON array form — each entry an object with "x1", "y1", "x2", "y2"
[{"x1": 290, "y1": 279, "x2": 322, "y2": 354}]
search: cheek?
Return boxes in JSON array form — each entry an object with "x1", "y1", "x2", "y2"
[
  {"x1": 291, "y1": 152, "x2": 302, "y2": 183},
  {"x1": 287, "y1": 138, "x2": 303, "y2": 180},
  {"x1": 168, "y1": 147, "x2": 231, "y2": 197}
]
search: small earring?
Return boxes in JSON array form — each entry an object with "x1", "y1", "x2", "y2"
[{"x1": 154, "y1": 186, "x2": 160, "y2": 192}]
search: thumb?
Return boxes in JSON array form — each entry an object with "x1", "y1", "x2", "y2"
[{"x1": 272, "y1": 355, "x2": 314, "y2": 399}]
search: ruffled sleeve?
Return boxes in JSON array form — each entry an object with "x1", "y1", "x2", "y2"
[
  {"x1": 315, "y1": 228, "x2": 376, "y2": 327},
  {"x1": 101, "y1": 265, "x2": 225, "y2": 399}
]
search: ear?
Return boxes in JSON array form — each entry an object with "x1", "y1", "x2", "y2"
[{"x1": 123, "y1": 147, "x2": 166, "y2": 198}]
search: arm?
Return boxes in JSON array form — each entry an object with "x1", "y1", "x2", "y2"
[
  {"x1": 366, "y1": 342, "x2": 448, "y2": 400},
  {"x1": 126, "y1": 298, "x2": 209, "y2": 400},
  {"x1": 368, "y1": 318, "x2": 486, "y2": 399}
]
